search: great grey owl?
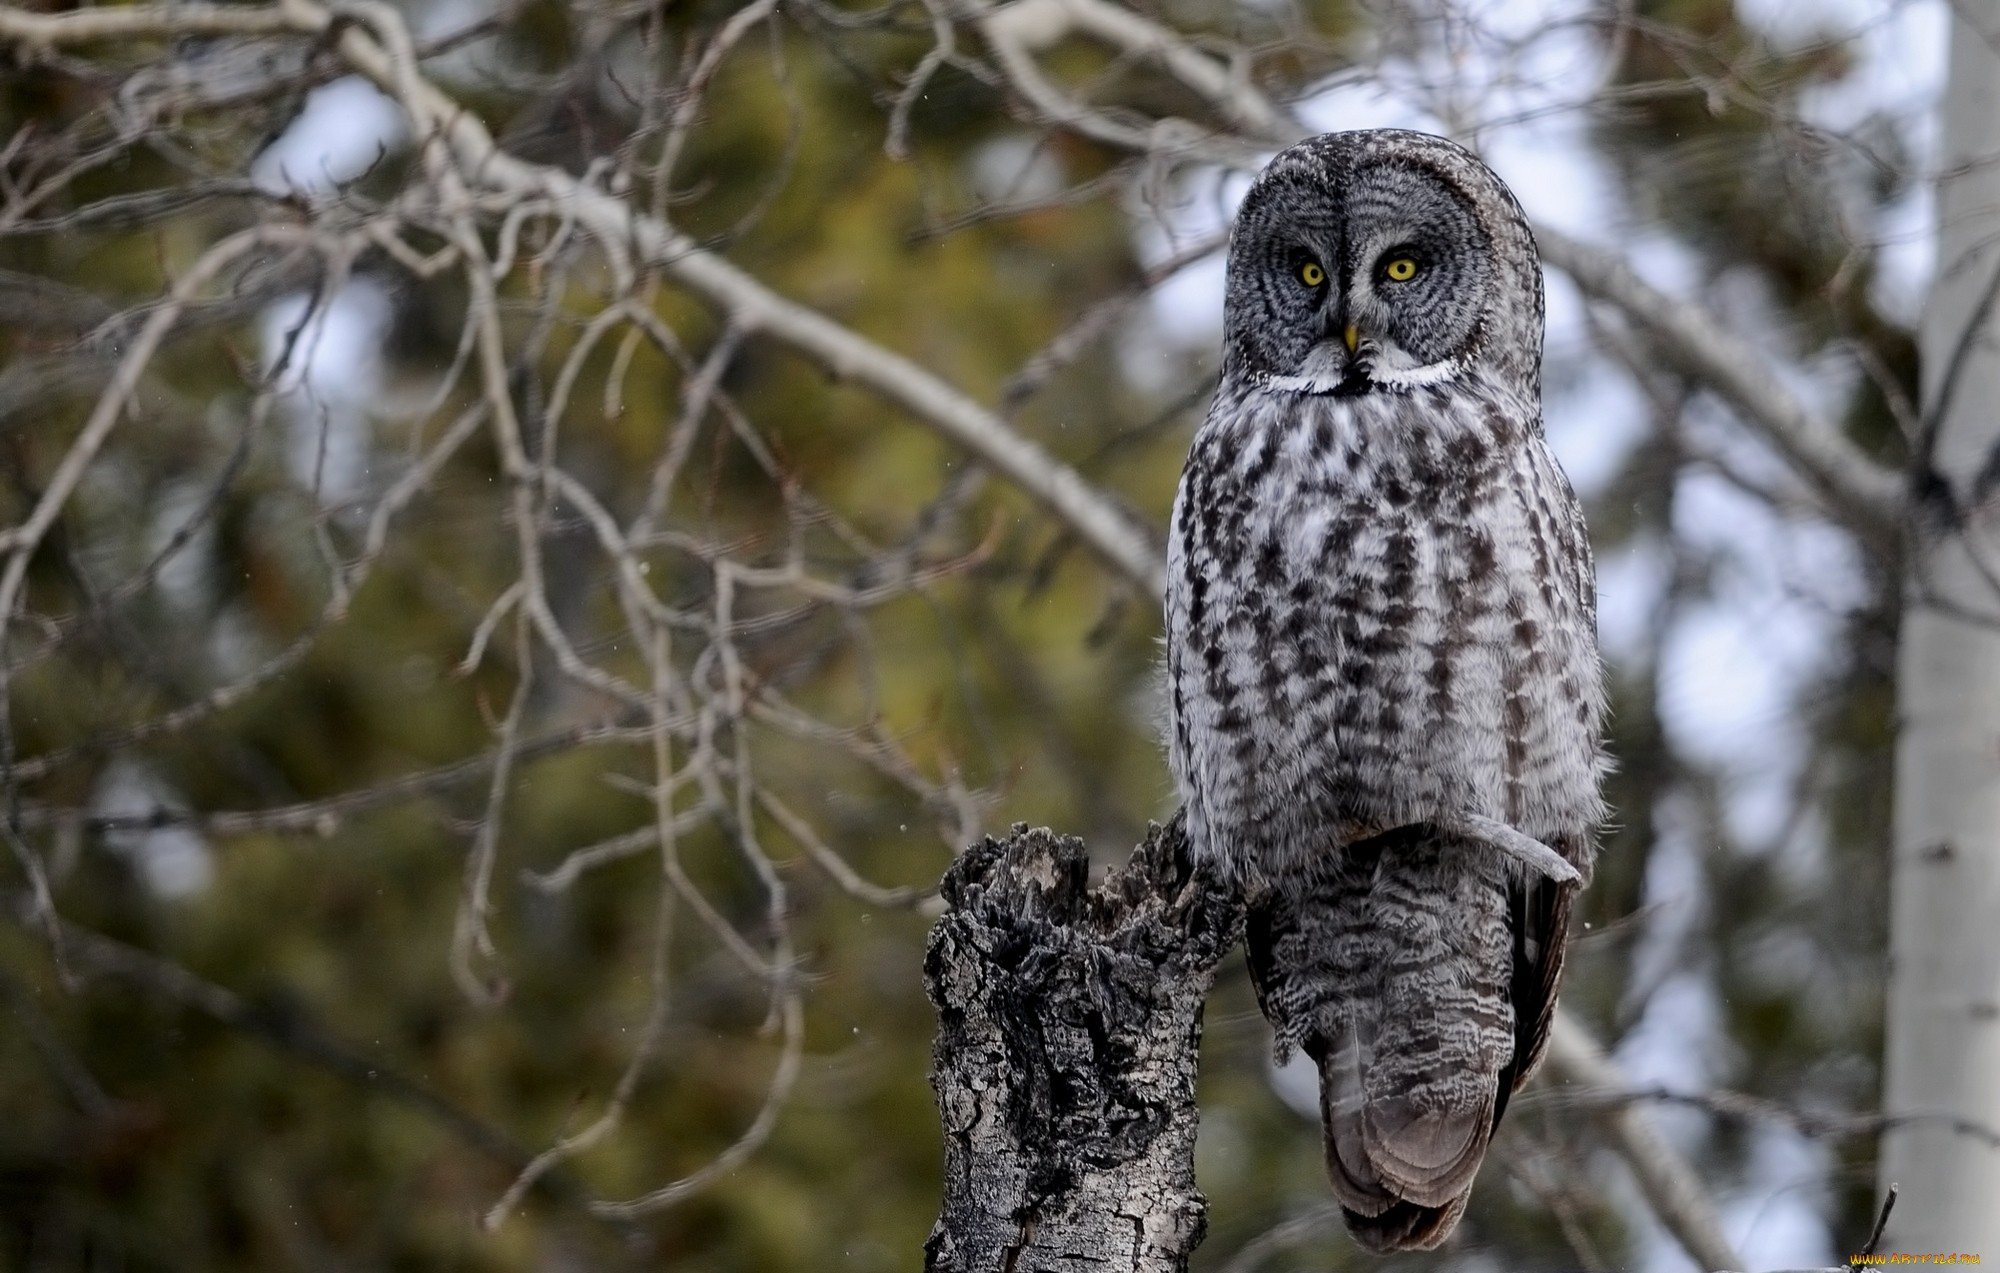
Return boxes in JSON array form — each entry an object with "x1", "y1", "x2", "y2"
[{"x1": 1164, "y1": 130, "x2": 1608, "y2": 1251}]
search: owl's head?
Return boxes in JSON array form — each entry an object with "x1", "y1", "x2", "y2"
[{"x1": 1221, "y1": 130, "x2": 1544, "y2": 401}]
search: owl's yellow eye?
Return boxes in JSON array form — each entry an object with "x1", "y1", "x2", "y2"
[
  {"x1": 1299, "y1": 261, "x2": 1326, "y2": 287},
  {"x1": 1384, "y1": 257, "x2": 1419, "y2": 282}
]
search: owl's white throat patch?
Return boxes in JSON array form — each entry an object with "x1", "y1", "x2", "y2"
[
  {"x1": 1256, "y1": 339, "x2": 1466, "y2": 395},
  {"x1": 1367, "y1": 355, "x2": 1468, "y2": 389}
]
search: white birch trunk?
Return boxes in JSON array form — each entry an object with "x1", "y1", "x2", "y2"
[{"x1": 1880, "y1": 0, "x2": 2000, "y2": 1250}]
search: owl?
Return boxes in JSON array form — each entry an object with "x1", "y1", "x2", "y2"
[{"x1": 1164, "y1": 130, "x2": 1609, "y2": 1252}]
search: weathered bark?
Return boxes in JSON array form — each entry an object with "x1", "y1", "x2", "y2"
[
  {"x1": 1881, "y1": 0, "x2": 2000, "y2": 1249},
  {"x1": 924, "y1": 817, "x2": 1242, "y2": 1273}
]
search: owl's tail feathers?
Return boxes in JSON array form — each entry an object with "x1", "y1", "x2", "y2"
[
  {"x1": 1315, "y1": 1015, "x2": 1494, "y2": 1251},
  {"x1": 1247, "y1": 826, "x2": 1515, "y2": 1253}
]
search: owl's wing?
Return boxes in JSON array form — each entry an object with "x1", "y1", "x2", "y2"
[
  {"x1": 1499, "y1": 441, "x2": 1598, "y2": 1106},
  {"x1": 1492, "y1": 836, "x2": 1588, "y2": 1118}
]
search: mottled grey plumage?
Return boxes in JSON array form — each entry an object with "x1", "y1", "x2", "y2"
[{"x1": 1164, "y1": 130, "x2": 1609, "y2": 1251}]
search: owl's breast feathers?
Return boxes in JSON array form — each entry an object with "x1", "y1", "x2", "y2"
[{"x1": 1166, "y1": 378, "x2": 1607, "y2": 883}]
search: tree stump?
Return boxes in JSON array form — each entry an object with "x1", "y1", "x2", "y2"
[{"x1": 923, "y1": 817, "x2": 1243, "y2": 1273}]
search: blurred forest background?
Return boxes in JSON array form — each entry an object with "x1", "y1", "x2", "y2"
[{"x1": 0, "y1": 0, "x2": 1949, "y2": 1268}]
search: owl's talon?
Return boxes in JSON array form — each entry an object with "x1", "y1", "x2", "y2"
[{"x1": 1443, "y1": 815, "x2": 1582, "y2": 884}]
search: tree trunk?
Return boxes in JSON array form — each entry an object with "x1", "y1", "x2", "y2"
[
  {"x1": 923, "y1": 818, "x2": 1242, "y2": 1273},
  {"x1": 1881, "y1": 0, "x2": 2000, "y2": 1249}
]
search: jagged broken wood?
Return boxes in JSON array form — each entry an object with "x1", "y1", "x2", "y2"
[{"x1": 923, "y1": 818, "x2": 1241, "y2": 1273}]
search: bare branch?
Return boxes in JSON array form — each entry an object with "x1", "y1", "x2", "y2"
[
  {"x1": 0, "y1": 0, "x2": 1167, "y2": 593},
  {"x1": 1001, "y1": 0, "x2": 1295, "y2": 141},
  {"x1": 1539, "y1": 227, "x2": 1904, "y2": 540},
  {"x1": 0, "y1": 1, "x2": 300, "y2": 45},
  {"x1": 1543, "y1": 1012, "x2": 1747, "y2": 1273}
]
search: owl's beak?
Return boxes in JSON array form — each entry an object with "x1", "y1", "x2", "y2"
[{"x1": 1343, "y1": 324, "x2": 1359, "y2": 354}]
